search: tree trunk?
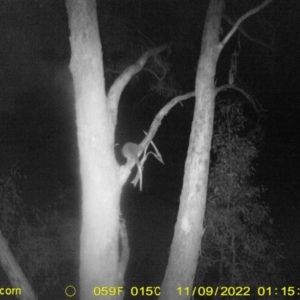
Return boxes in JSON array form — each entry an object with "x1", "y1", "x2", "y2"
[
  {"x1": 160, "y1": 1, "x2": 224, "y2": 299},
  {"x1": 160, "y1": 0, "x2": 272, "y2": 298},
  {"x1": 66, "y1": 0, "x2": 122, "y2": 299},
  {"x1": 0, "y1": 230, "x2": 37, "y2": 300},
  {"x1": 66, "y1": 1, "x2": 168, "y2": 298}
]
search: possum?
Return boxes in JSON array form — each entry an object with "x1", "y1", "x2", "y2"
[{"x1": 121, "y1": 142, "x2": 142, "y2": 190}]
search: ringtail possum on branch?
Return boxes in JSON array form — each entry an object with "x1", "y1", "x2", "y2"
[{"x1": 121, "y1": 142, "x2": 142, "y2": 190}]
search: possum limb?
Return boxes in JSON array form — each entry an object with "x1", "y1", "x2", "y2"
[{"x1": 121, "y1": 142, "x2": 143, "y2": 191}]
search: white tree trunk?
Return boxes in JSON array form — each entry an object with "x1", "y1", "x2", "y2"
[
  {"x1": 160, "y1": 0, "x2": 272, "y2": 299},
  {"x1": 160, "y1": 2, "x2": 224, "y2": 299},
  {"x1": 66, "y1": 1, "x2": 122, "y2": 299},
  {"x1": 66, "y1": 1, "x2": 166, "y2": 299}
]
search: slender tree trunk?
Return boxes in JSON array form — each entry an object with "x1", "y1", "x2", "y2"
[
  {"x1": 66, "y1": 1, "x2": 122, "y2": 299},
  {"x1": 160, "y1": 0, "x2": 272, "y2": 298},
  {"x1": 160, "y1": 1, "x2": 224, "y2": 299},
  {"x1": 0, "y1": 230, "x2": 37, "y2": 300}
]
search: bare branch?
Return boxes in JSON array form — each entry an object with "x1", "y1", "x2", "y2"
[
  {"x1": 140, "y1": 91, "x2": 195, "y2": 150},
  {"x1": 220, "y1": 0, "x2": 273, "y2": 49},
  {"x1": 223, "y1": 15, "x2": 274, "y2": 50},
  {"x1": 130, "y1": 139, "x2": 164, "y2": 188},
  {"x1": 215, "y1": 84, "x2": 265, "y2": 113},
  {"x1": 119, "y1": 91, "x2": 195, "y2": 188},
  {"x1": 107, "y1": 44, "x2": 168, "y2": 126}
]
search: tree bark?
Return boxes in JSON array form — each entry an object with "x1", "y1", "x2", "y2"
[
  {"x1": 159, "y1": 1, "x2": 224, "y2": 299},
  {"x1": 0, "y1": 230, "x2": 37, "y2": 300},
  {"x1": 160, "y1": 0, "x2": 273, "y2": 299},
  {"x1": 66, "y1": 1, "x2": 168, "y2": 299},
  {"x1": 66, "y1": 0, "x2": 122, "y2": 299}
]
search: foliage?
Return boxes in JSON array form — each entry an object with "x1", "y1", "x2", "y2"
[
  {"x1": 195, "y1": 100, "x2": 282, "y2": 290},
  {"x1": 0, "y1": 164, "x2": 27, "y2": 242},
  {"x1": 0, "y1": 166, "x2": 78, "y2": 298}
]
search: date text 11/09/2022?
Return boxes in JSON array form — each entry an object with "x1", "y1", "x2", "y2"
[
  {"x1": 177, "y1": 286, "x2": 300, "y2": 297},
  {"x1": 93, "y1": 286, "x2": 300, "y2": 297}
]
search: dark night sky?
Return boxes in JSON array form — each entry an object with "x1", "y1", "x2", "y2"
[{"x1": 0, "y1": 0, "x2": 299, "y2": 287}]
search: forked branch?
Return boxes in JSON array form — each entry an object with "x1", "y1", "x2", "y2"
[
  {"x1": 220, "y1": 0, "x2": 273, "y2": 49},
  {"x1": 119, "y1": 92, "x2": 195, "y2": 188},
  {"x1": 215, "y1": 84, "x2": 265, "y2": 113},
  {"x1": 108, "y1": 44, "x2": 168, "y2": 125},
  {"x1": 223, "y1": 15, "x2": 274, "y2": 50},
  {"x1": 140, "y1": 91, "x2": 195, "y2": 151}
]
